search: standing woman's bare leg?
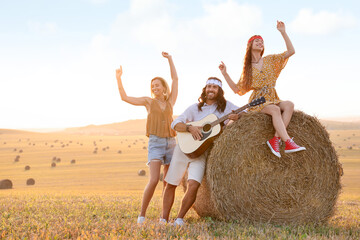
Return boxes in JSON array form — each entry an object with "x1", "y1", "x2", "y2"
[
  {"x1": 139, "y1": 160, "x2": 162, "y2": 217},
  {"x1": 162, "y1": 164, "x2": 169, "y2": 193}
]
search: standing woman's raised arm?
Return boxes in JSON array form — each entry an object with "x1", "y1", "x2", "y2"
[
  {"x1": 277, "y1": 21, "x2": 295, "y2": 59},
  {"x1": 116, "y1": 65, "x2": 150, "y2": 107},
  {"x1": 162, "y1": 52, "x2": 178, "y2": 107}
]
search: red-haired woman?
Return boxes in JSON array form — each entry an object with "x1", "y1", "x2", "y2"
[
  {"x1": 219, "y1": 21, "x2": 305, "y2": 158},
  {"x1": 116, "y1": 52, "x2": 178, "y2": 224}
]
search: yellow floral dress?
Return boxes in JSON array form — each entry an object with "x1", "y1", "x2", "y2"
[{"x1": 237, "y1": 52, "x2": 288, "y2": 112}]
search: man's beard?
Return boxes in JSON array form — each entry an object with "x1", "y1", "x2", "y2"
[{"x1": 206, "y1": 91, "x2": 217, "y2": 100}]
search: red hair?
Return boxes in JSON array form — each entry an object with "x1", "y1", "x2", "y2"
[{"x1": 238, "y1": 35, "x2": 264, "y2": 93}]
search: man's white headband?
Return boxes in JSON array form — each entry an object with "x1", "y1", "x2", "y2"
[{"x1": 206, "y1": 78, "x2": 222, "y2": 88}]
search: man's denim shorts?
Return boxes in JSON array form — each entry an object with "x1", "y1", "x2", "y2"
[{"x1": 147, "y1": 134, "x2": 176, "y2": 165}]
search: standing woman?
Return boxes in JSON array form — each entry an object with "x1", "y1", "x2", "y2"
[
  {"x1": 219, "y1": 21, "x2": 305, "y2": 158},
  {"x1": 116, "y1": 52, "x2": 178, "y2": 224}
]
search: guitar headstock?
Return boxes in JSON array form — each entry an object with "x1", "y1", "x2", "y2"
[{"x1": 249, "y1": 96, "x2": 266, "y2": 107}]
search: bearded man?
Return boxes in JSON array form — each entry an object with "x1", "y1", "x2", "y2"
[{"x1": 160, "y1": 77, "x2": 240, "y2": 226}]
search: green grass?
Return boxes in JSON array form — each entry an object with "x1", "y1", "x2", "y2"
[{"x1": 0, "y1": 130, "x2": 359, "y2": 239}]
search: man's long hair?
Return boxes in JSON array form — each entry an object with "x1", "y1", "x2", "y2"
[
  {"x1": 198, "y1": 77, "x2": 226, "y2": 113},
  {"x1": 238, "y1": 35, "x2": 265, "y2": 92}
]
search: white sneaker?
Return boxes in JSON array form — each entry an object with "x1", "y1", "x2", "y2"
[
  {"x1": 159, "y1": 218, "x2": 167, "y2": 225},
  {"x1": 173, "y1": 218, "x2": 185, "y2": 227},
  {"x1": 137, "y1": 216, "x2": 145, "y2": 224}
]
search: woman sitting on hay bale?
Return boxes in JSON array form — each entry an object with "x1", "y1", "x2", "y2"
[{"x1": 219, "y1": 20, "x2": 305, "y2": 158}]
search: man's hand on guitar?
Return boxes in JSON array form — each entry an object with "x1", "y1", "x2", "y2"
[
  {"x1": 188, "y1": 125, "x2": 203, "y2": 140},
  {"x1": 228, "y1": 113, "x2": 239, "y2": 121}
]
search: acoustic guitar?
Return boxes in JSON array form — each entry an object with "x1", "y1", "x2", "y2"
[{"x1": 177, "y1": 97, "x2": 266, "y2": 158}]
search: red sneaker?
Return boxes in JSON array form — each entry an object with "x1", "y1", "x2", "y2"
[
  {"x1": 284, "y1": 138, "x2": 306, "y2": 153},
  {"x1": 266, "y1": 136, "x2": 281, "y2": 158}
]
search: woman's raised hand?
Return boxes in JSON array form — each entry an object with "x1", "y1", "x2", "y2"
[
  {"x1": 116, "y1": 65, "x2": 123, "y2": 80},
  {"x1": 219, "y1": 61, "x2": 227, "y2": 74},
  {"x1": 277, "y1": 20, "x2": 286, "y2": 33},
  {"x1": 162, "y1": 51, "x2": 171, "y2": 59}
]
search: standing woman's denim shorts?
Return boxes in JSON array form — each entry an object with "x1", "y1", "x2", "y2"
[{"x1": 148, "y1": 134, "x2": 176, "y2": 165}]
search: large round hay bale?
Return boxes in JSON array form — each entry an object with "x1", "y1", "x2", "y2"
[
  {"x1": 71, "y1": 159, "x2": 76, "y2": 164},
  {"x1": 198, "y1": 111, "x2": 341, "y2": 224},
  {"x1": 0, "y1": 179, "x2": 13, "y2": 189},
  {"x1": 26, "y1": 178, "x2": 35, "y2": 185},
  {"x1": 25, "y1": 165, "x2": 31, "y2": 171},
  {"x1": 138, "y1": 169, "x2": 146, "y2": 176},
  {"x1": 51, "y1": 162, "x2": 56, "y2": 168}
]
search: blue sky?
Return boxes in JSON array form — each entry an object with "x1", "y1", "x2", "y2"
[{"x1": 0, "y1": 0, "x2": 359, "y2": 129}]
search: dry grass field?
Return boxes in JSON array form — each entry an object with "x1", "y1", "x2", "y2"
[{"x1": 0, "y1": 128, "x2": 359, "y2": 239}]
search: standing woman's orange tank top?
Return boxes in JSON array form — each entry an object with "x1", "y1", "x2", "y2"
[{"x1": 146, "y1": 100, "x2": 176, "y2": 138}]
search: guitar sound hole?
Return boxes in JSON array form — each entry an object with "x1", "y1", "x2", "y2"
[{"x1": 202, "y1": 124, "x2": 211, "y2": 133}]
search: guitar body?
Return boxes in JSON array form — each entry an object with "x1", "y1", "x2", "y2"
[{"x1": 177, "y1": 114, "x2": 221, "y2": 159}]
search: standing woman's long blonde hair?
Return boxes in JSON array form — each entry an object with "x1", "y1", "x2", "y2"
[
  {"x1": 238, "y1": 35, "x2": 265, "y2": 92},
  {"x1": 150, "y1": 77, "x2": 170, "y2": 100}
]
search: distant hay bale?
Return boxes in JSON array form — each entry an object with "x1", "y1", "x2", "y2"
[
  {"x1": 56, "y1": 158, "x2": 61, "y2": 163},
  {"x1": 51, "y1": 162, "x2": 56, "y2": 168},
  {"x1": 71, "y1": 159, "x2": 76, "y2": 164},
  {"x1": 26, "y1": 178, "x2": 35, "y2": 185},
  {"x1": 138, "y1": 169, "x2": 146, "y2": 176},
  {"x1": 128, "y1": 145, "x2": 131, "y2": 148},
  {"x1": 19, "y1": 149, "x2": 23, "y2": 153},
  {"x1": 13, "y1": 148, "x2": 17, "y2": 151},
  {"x1": 143, "y1": 146, "x2": 147, "y2": 150},
  {"x1": 14, "y1": 156, "x2": 20, "y2": 162},
  {"x1": 52, "y1": 156, "x2": 57, "y2": 161},
  {"x1": 93, "y1": 151, "x2": 97, "y2": 154},
  {"x1": 102, "y1": 148, "x2": 106, "y2": 151},
  {"x1": 25, "y1": 165, "x2": 30, "y2": 171},
  {"x1": 0, "y1": 179, "x2": 13, "y2": 189},
  {"x1": 192, "y1": 111, "x2": 342, "y2": 225},
  {"x1": 3, "y1": 142, "x2": 6, "y2": 144},
  {"x1": 118, "y1": 150, "x2": 122, "y2": 154},
  {"x1": 347, "y1": 146, "x2": 352, "y2": 150},
  {"x1": 50, "y1": 145, "x2": 54, "y2": 148}
]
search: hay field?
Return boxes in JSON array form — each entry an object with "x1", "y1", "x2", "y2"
[{"x1": 0, "y1": 129, "x2": 359, "y2": 239}]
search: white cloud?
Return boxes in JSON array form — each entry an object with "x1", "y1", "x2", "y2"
[
  {"x1": 27, "y1": 21, "x2": 58, "y2": 34},
  {"x1": 192, "y1": 1, "x2": 262, "y2": 38},
  {"x1": 290, "y1": 9, "x2": 357, "y2": 35},
  {"x1": 111, "y1": 0, "x2": 262, "y2": 51}
]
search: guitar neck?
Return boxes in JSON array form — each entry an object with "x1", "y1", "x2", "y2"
[{"x1": 211, "y1": 104, "x2": 250, "y2": 127}]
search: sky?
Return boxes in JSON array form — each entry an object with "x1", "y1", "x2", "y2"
[{"x1": 0, "y1": 0, "x2": 360, "y2": 129}]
